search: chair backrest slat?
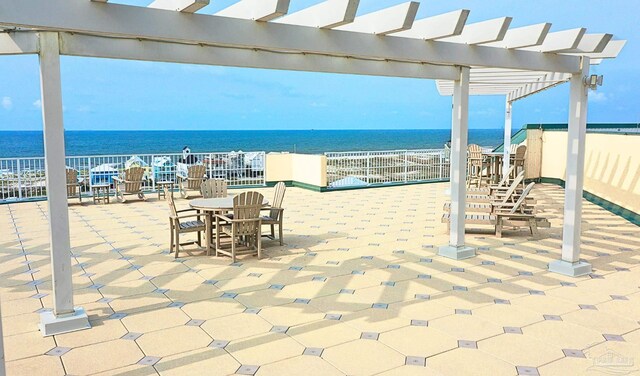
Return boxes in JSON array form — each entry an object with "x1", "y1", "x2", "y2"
[
  {"x1": 515, "y1": 145, "x2": 527, "y2": 160},
  {"x1": 498, "y1": 171, "x2": 525, "y2": 205},
  {"x1": 201, "y1": 179, "x2": 227, "y2": 198},
  {"x1": 124, "y1": 166, "x2": 145, "y2": 192},
  {"x1": 467, "y1": 144, "x2": 483, "y2": 159},
  {"x1": 270, "y1": 182, "x2": 286, "y2": 219},
  {"x1": 187, "y1": 165, "x2": 207, "y2": 190},
  {"x1": 66, "y1": 168, "x2": 78, "y2": 196},
  {"x1": 165, "y1": 187, "x2": 178, "y2": 217},
  {"x1": 233, "y1": 192, "x2": 263, "y2": 235},
  {"x1": 497, "y1": 165, "x2": 515, "y2": 188},
  {"x1": 509, "y1": 182, "x2": 535, "y2": 214}
]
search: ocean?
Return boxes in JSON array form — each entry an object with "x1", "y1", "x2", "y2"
[{"x1": 0, "y1": 130, "x2": 506, "y2": 158}]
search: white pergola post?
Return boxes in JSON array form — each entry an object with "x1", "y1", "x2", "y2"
[
  {"x1": 439, "y1": 66, "x2": 475, "y2": 260},
  {"x1": 502, "y1": 98, "x2": 512, "y2": 177},
  {"x1": 37, "y1": 32, "x2": 90, "y2": 336},
  {"x1": 549, "y1": 56, "x2": 592, "y2": 277}
]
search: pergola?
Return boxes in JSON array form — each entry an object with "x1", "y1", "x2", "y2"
[{"x1": 0, "y1": 0, "x2": 624, "y2": 336}]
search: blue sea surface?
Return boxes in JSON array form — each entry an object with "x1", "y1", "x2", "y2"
[{"x1": 0, "y1": 130, "x2": 506, "y2": 158}]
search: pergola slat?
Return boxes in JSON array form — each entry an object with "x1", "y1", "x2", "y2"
[
  {"x1": 561, "y1": 33, "x2": 613, "y2": 53},
  {"x1": 440, "y1": 17, "x2": 512, "y2": 45},
  {"x1": 390, "y1": 10, "x2": 469, "y2": 40},
  {"x1": 485, "y1": 23, "x2": 551, "y2": 49},
  {"x1": 271, "y1": 0, "x2": 359, "y2": 29},
  {"x1": 523, "y1": 28, "x2": 586, "y2": 52},
  {"x1": 567, "y1": 39, "x2": 625, "y2": 59},
  {"x1": 148, "y1": 0, "x2": 209, "y2": 13},
  {"x1": 215, "y1": 0, "x2": 290, "y2": 22},
  {"x1": 334, "y1": 1, "x2": 419, "y2": 35}
]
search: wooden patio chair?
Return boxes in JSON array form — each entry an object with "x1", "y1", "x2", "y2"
[
  {"x1": 467, "y1": 165, "x2": 515, "y2": 194},
  {"x1": 214, "y1": 191, "x2": 264, "y2": 263},
  {"x1": 201, "y1": 178, "x2": 227, "y2": 198},
  {"x1": 511, "y1": 145, "x2": 527, "y2": 177},
  {"x1": 113, "y1": 166, "x2": 146, "y2": 203},
  {"x1": 66, "y1": 168, "x2": 82, "y2": 204},
  {"x1": 166, "y1": 188, "x2": 205, "y2": 258},
  {"x1": 261, "y1": 182, "x2": 286, "y2": 245},
  {"x1": 178, "y1": 164, "x2": 207, "y2": 199},
  {"x1": 467, "y1": 144, "x2": 488, "y2": 188}
]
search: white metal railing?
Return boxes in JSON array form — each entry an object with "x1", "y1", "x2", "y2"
[
  {"x1": 325, "y1": 149, "x2": 450, "y2": 189},
  {"x1": 0, "y1": 151, "x2": 266, "y2": 203}
]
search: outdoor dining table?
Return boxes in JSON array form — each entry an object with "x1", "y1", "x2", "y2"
[
  {"x1": 482, "y1": 152, "x2": 513, "y2": 184},
  {"x1": 189, "y1": 195, "x2": 270, "y2": 255}
]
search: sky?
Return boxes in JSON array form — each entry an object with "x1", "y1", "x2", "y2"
[{"x1": 0, "y1": 0, "x2": 637, "y2": 131}]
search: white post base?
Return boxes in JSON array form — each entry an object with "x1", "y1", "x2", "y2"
[
  {"x1": 438, "y1": 245, "x2": 476, "y2": 260},
  {"x1": 548, "y1": 260, "x2": 592, "y2": 277},
  {"x1": 39, "y1": 307, "x2": 91, "y2": 337}
]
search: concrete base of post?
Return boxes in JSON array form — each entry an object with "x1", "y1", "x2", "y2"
[
  {"x1": 438, "y1": 245, "x2": 476, "y2": 260},
  {"x1": 39, "y1": 307, "x2": 91, "y2": 337},
  {"x1": 548, "y1": 260, "x2": 592, "y2": 277}
]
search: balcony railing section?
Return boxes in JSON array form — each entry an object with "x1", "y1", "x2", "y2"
[
  {"x1": 325, "y1": 149, "x2": 450, "y2": 189},
  {"x1": 0, "y1": 151, "x2": 266, "y2": 203}
]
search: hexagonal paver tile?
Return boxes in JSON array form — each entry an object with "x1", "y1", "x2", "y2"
[
  {"x1": 256, "y1": 355, "x2": 343, "y2": 376},
  {"x1": 121, "y1": 307, "x2": 191, "y2": 333},
  {"x1": 322, "y1": 339, "x2": 405, "y2": 375},
  {"x1": 154, "y1": 348, "x2": 240, "y2": 376},
  {"x1": 137, "y1": 325, "x2": 213, "y2": 357},
  {"x1": 6, "y1": 355, "x2": 66, "y2": 376},
  {"x1": 479, "y1": 334, "x2": 564, "y2": 366},
  {"x1": 56, "y1": 318, "x2": 127, "y2": 348},
  {"x1": 379, "y1": 326, "x2": 458, "y2": 357},
  {"x1": 62, "y1": 339, "x2": 144, "y2": 375},
  {"x1": 523, "y1": 321, "x2": 604, "y2": 350},
  {"x1": 258, "y1": 303, "x2": 325, "y2": 327},
  {"x1": 428, "y1": 348, "x2": 514, "y2": 376},
  {"x1": 181, "y1": 298, "x2": 246, "y2": 320},
  {"x1": 225, "y1": 333, "x2": 305, "y2": 365},
  {"x1": 287, "y1": 320, "x2": 361, "y2": 348},
  {"x1": 429, "y1": 314, "x2": 503, "y2": 342},
  {"x1": 201, "y1": 313, "x2": 272, "y2": 341}
]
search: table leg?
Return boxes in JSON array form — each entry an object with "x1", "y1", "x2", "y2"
[{"x1": 205, "y1": 212, "x2": 213, "y2": 256}]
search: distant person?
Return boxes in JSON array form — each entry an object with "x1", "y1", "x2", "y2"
[{"x1": 180, "y1": 146, "x2": 198, "y2": 164}]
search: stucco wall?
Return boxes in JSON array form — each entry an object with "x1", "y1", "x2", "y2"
[
  {"x1": 540, "y1": 131, "x2": 640, "y2": 214},
  {"x1": 265, "y1": 152, "x2": 327, "y2": 188}
]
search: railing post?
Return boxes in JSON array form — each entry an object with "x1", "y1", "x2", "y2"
[
  {"x1": 403, "y1": 151, "x2": 408, "y2": 183},
  {"x1": 151, "y1": 154, "x2": 156, "y2": 192},
  {"x1": 87, "y1": 157, "x2": 92, "y2": 189},
  {"x1": 366, "y1": 152, "x2": 371, "y2": 184},
  {"x1": 16, "y1": 159, "x2": 22, "y2": 200}
]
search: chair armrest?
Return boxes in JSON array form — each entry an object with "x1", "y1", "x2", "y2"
[
  {"x1": 176, "y1": 208, "x2": 198, "y2": 213},
  {"x1": 261, "y1": 207, "x2": 284, "y2": 212},
  {"x1": 172, "y1": 213, "x2": 203, "y2": 220},
  {"x1": 215, "y1": 214, "x2": 234, "y2": 222},
  {"x1": 112, "y1": 176, "x2": 122, "y2": 183}
]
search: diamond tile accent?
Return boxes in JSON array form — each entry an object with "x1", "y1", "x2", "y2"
[
  {"x1": 417, "y1": 274, "x2": 431, "y2": 279},
  {"x1": 458, "y1": 340, "x2": 477, "y2": 349},
  {"x1": 271, "y1": 326, "x2": 290, "y2": 334},
  {"x1": 137, "y1": 356, "x2": 161, "y2": 366},
  {"x1": 455, "y1": 309, "x2": 472, "y2": 315},
  {"x1": 562, "y1": 349, "x2": 586, "y2": 358},
  {"x1": 303, "y1": 347, "x2": 324, "y2": 356},
  {"x1": 420, "y1": 258, "x2": 432, "y2": 263},
  {"x1": 518, "y1": 271, "x2": 533, "y2": 276},
  {"x1": 504, "y1": 327, "x2": 523, "y2": 334},
  {"x1": 529, "y1": 290, "x2": 545, "y2": 296},
  {"x1": 121, "y1": 332, "x2": 143, "y2": 340},
  {"x1": 351, "y1": 270, "x2": 365, "y2": 275},
  {"x1": 97, "y1": 297, "x2": 114, "y2": 303},
  {"x1": 495, "y1": 299, "x2": 510, "y2": 305},
  {"x1": 203, "y1": 279, "x2": 218, "y2": 285},
  {"x1": 451, "y1": 268, "x2": 465, "y2": 272},
  {"x1": 415, "y1": 294, "x2": 430, "y2": 300},
  {"x1": 221, "y1": 292, "x2": 238, "y2": 299},
  {"x1": 453, "y1": 286, "x2": 468, "y2": 292},
  {"x1": 579, "y1": 304, "x2": 597, "y2": 310},
  {"x1": 289, "y1": 266, "x2": 303, "y2": 271},
  {"x1": 45, "y1": 347, "x2": 71, "y2": 356},
  {"x1": 381, "y1": 281, "x2": 396, "y2": 287},
  {"x1": 387, "y1": 264, "x2": 400, "y2": 269},
  {"x1": 411, "y1": 320, "x2": 428, "y2": 327},
  {"x1": 482, "y1": 261, "x2": 496, "y2": 266},
  {"x1": 340, "y1": 289, "x2": 355, "y2": 294},
  {"x1": 168, "y1": 302, "x2": 185, "y2": 308},
  {"x1": 209, "y1": 340, "x2": 230, "y2": 349},
  {"x1": 236, "y1": 365, "x2": 259, "y2": 375},
  {"x1": 516, "y1": 366, "x2": 540, "y2": 375},
  {"x1": 603, "y1": 334, "x2": 625, "y2": 342},
  {"x1": 405, "y1": 356, "x2": 426, "y2": 367},
  {"x1": 108, "y1": 313, "x2": 127, "y2": 320},
  {"x1": 560, "y1": 282, "x2": 576, "y2": 287},
  {"x1": 487, "y1": 278, "x2": 502, "y2": 283},
  {"x1": 361, "y1": 332, "x2": 379, "y2": 340},
  {"x1": 325, "y1": 313, "x2": 342, "y2": 321},
  {"x1": 244, "y1": 308, "x2": 260, "y2": 314},
  {"x1": 269, "y1": 284, "x2": 285, "y2": 290},
  {"x1": 372, "y1": 303, "x2": 388, "y2": 309},
  {"x1": 186, "y1": 319, "x2": 205, "y2": 326},
  {"x1": 610, "y1": 295, "x2": 628, "y2": 300},
  {"x1": 543, "y1": 315, "x2": 562, "y2": 321},
  {"x1": 312, "y1": 276, "x2": 327, "y2": 282},
  {"x1": 154, "y1": 288, "x2": 169, "y2": 294}
]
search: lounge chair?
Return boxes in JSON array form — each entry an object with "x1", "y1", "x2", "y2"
[
  {"x1": 166, "y1": 188, "x2": 205, "y2": 258},
  {"x1": 201, "y1": 178, "x2": 227, "y2": 198},
  {"x1": 467, "y1": 165, "x2": 516, "y2": 194},
  {"x1": 66, "y1": 168, "x2": 82, "y2": 203},
  {"x1": 466, "y1": 171, "x2": 526, "y2": 203},
  {"x1": 214, "y1": 191, "x2": 264, "y2": 263},
  {"x1": 261, "y1": 182, "x2": 286, "y2": 245},
  {"x1": 177, "y1": 164, "x2": 207, "y2": 199},
  {"x1": 442, "y1": 182, "x2": 550, "y2": 237},
  {"x1": 113, "y1": 166, "x2": 146, "y2": 202}
]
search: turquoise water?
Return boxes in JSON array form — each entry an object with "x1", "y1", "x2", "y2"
[{"x1": 0, "y1": 130, "x2": 506, "y2": 158}]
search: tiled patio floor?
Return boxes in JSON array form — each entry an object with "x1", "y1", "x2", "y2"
[{"x1": 1, "y1": 183, "x2": 639, "y2": 376}]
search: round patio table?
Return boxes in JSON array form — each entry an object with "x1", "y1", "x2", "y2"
[{"x1": 189, "y1": 195, "x2": 269, "y2": 255}]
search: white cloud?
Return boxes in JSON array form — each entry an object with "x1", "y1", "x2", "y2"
[
  {"x1": 589, "y1": 91, "x2": 608, "y2": 103},
  {"x1": 33, "y1": 99, "x2": 42, "y2": 109},
  {"x1": 1, "y1": 96, "x2": 12, "y2": 110}
]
